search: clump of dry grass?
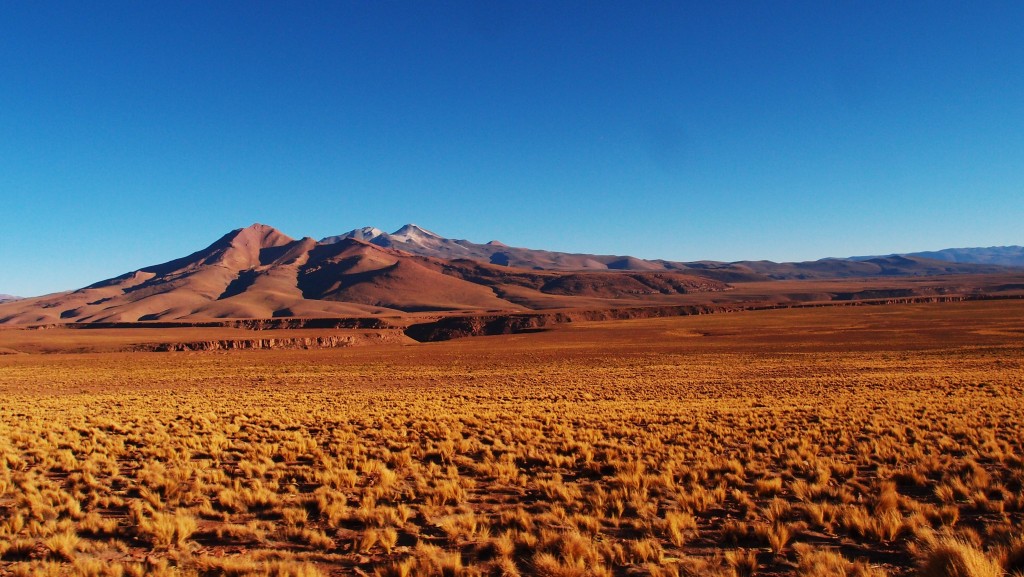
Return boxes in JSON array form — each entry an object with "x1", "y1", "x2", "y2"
[
  {"x1": 916, "y1": 536, "x2": 1003, "y2": 577},
  {"x1": 42, "y1": 530, "x2": 80, "y2": 561},
  {"x1": 1000, "y1": 535, "x2": 1024, "y2": 574},
  {"x1": 794, "y1": 543, "x2": 888, "y2": 576},
  {"x1": 725, "y1": 548, "x2": 759, "y2": 577},
  {"x1": 663, "y1": 510, "x2": 698, "y2": 547},
  {"x1": 129, "y1": 504, "x2": 197, "y2": 549}
]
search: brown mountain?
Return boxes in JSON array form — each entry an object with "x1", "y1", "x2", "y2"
[{"x1": 0, "y1": 224, "x2": 729, "y2": 325}]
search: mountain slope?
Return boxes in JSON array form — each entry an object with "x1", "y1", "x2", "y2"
[{"x1": 295, "y1": 240, "x2": 520, "y2": 312}]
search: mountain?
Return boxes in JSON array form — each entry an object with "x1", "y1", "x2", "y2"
[
  {"x1": 322, "y1": 224, "x2": 509, "y2": 263},
  {"x1": 1, "y1": 223, "x2": 1020, "y2": 326},
  {"x1": 0, "y1": 224, "x2": 729, "y2": 325},
  {"x1": 0, "y1": 294, "x2": 20, "y2": 304}
]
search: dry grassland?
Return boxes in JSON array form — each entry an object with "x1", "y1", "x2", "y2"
[{"x1": 1, "y1": 301, "x2": 1022, "y2": 576}]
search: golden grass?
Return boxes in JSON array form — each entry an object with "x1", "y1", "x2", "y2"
[
  {"x1": 916, "y1": 537, "x2": 1004, "y2": 577},
  {"x1": 0, "y1": 300, "x2": 1022, "y2": 576}
]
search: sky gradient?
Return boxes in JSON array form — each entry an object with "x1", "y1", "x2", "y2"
[{"x1": 2, "y1": 2, "x2": 1022, "y2": 296}]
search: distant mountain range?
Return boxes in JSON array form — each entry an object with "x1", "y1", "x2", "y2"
[
  {"x1": 0, "y1": 294, "x2": 20, "y2": 304},
  {"x1": 0, "y1": 223, "x2": 1020, "y2": 325},
  {"x1": 321, "y1": 224, "x2": 1017, "y2": 280},
  {"x1": 850, "y1": 246, "x2": 1024, "y2": 267}
]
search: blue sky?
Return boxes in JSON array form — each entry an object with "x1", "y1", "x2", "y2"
[{"x1": 2, "y1": 2, "x2": 1022, "y2": 296}]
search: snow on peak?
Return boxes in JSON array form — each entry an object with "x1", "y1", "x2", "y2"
[
  {"x1": 319, "y1": 226, "x2": 387, "y2": 244},
  {"x1": 390, "y1": 224, "x2": 442, "y2": 241},
  {"x1": 320, "y1": 223, "x2": 467, "y2": 251},
  {"x1": 344, "y1": 226, "x2": 386, "y2": 241}
]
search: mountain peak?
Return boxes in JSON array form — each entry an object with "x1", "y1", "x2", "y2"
[
  {"x1": 228, "y1": 223, "x2": 294, "y2": 248},
  {"x1": 344, "y1": 226, "x2": 386, "y2": 241},
  {"x1": 391, "y1": 224, "x2": 441, "y2": 240},
  {"x1": 318, "y1": 226, "x2": 387, "y2": 245},
  {"x1": 159, "y1": 224, "x2": 295, "y2": 273}
]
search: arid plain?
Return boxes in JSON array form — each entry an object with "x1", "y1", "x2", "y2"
[{"x1": 1, "y1": 299, "x2": 1022, "y2": 577}]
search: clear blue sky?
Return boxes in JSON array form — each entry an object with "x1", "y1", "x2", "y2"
[{"x1": 2, "y1": 2, "x2": 1022, "y2": 296}]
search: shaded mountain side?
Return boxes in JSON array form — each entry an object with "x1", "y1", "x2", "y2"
[
  {"x1": 654, "y1": 261, "x2": 770, "y2": 283},
  {"x1": 538, "y1": 273, "x2": 725, "y2": 298},
  {"x1": 300, "y1": 255, "x2": 520, "y2": 312},
  {"x1": 293, "y1": 242, "x2": 729, "y2": 312},
  {"x1": 397, "y1": 255, "x2": 729, "y2": 299}
]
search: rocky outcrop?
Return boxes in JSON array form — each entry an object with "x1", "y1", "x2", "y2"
[
  {"x1": 129, "y1": 331, "x2": 406, "y2": 352},
  {"x1": 404, "y1": 305, "x2": 728, "y2": 342},
  {"x1": 404, "y1": 294, "x2": 1024, "y2": 342},
  {"x1": 28, "y1": 317, "x2": 393, "y2": 331}
]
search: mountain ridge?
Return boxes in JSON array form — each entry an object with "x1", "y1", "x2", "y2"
[
  {"x1": 322, "y1": 224, "x2": 1019, "y2": 278},
  {"x1": 1, "y1": 223, "x2": 1020, "y2": 325}
]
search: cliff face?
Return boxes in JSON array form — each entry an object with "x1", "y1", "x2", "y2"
[
  {"x1": 130, "y1": 331, "x2": 411, "y2": 352},
  {"x1": 403, "y1": 305, "x2": 728, "y2": 342},
  {"x1": 62, "y1": 318, "x2": 393, "y2": 330},
  {"x1": 403, "y1": 294, "x2": 1024, "y2": 342}
]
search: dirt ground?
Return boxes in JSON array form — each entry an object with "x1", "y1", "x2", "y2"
[{"x1": 1, "y1": 300, "x2": 1022, "y2": 576}]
